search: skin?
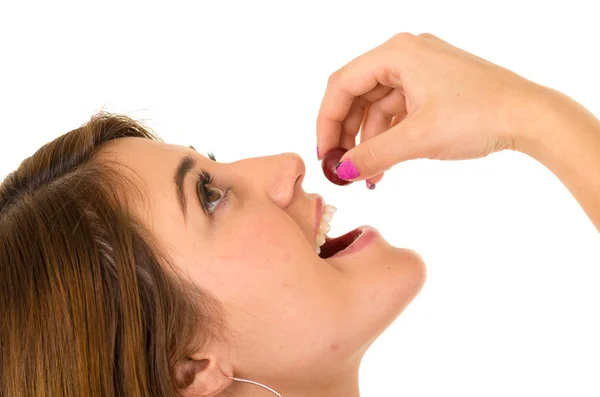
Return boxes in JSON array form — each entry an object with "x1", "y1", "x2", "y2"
[
  {"x1": 95, "y1": 32, "x2": 600, "y2": 397},
  {"x1": 99, "y1": 139, "x2": 426, "y2": 397},
  {"x1": 316, "y1": 33, "x2": 600, "y2": 233}
]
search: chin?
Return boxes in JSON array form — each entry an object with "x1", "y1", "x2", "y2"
[
  {"x1": 334, "y1": 251, "x2": 427, "y2": 362},
  {"x1": 367, "y1": 246, "x2": 427, "y2": 341},
  {"x1": 387, "y1": 246, "x2": 427, "y2": 309}
]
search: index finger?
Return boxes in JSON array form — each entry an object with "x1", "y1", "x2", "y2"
[{"x1": 316, "y1": 46, "x2": 392, "y2": 159}]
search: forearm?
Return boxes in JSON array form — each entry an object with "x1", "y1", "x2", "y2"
[{"x1": 516, "y1": 86, "x2": 600, "y2": 232}]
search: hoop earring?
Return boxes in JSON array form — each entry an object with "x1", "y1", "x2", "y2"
[{"x1": 228, "y1": 376, "x2": 283, "y2": 397}]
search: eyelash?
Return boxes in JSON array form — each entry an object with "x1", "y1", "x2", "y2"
[{"x1": 197, "y1": 170, "x2": 230, "y2": 215}]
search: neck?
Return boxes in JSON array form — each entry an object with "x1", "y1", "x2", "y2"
[
  {"x1": 296, "y1": 369, "x2": 361, "y2": 397},
  {"x1": 226, "y1": 366, "x2": 361, "y2": 397}
]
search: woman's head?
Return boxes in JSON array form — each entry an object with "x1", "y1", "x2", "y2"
[{"x1": 0, "y1": 113, "x2": 426, "y2": 396}]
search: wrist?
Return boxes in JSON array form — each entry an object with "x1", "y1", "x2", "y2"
[
  {"x1": 510, "y1": 84, "x2": 568, "y2": 156},
  {"x1": 510, "y1": 83, "x2": 600, "y2": 230},
  {"x1": 511, "y1": 84, "x2": 599, "y2": 160}
]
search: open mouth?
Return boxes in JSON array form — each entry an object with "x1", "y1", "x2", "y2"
[
  {"x1": 314, "y1": 200, "x2": 368, "y2": 259},
  {"x1": 318, "y1": 228, "x2": 363, "y2": 259}
]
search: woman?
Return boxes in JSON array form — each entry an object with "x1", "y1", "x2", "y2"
[
  {"x1": 0, "y1": 114, "x2": 426, "y2": 397},
  {"x1": 0, "y1": 33, "x2": 598, "y2": 397}
]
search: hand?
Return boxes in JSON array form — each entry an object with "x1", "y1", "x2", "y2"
[{"x1": 316, "y1": 32, "x2": 541, "y2": 186}]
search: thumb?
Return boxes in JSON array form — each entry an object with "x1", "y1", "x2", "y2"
[{"x1": 336, "y1": 112, "x2": 431, "y2": 181}]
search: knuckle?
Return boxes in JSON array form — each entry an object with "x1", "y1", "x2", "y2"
[
  {"x1": 405, "y1": 127, "x2": 426, "y2": 153},
  {"x1": 391, "y1": 32, "x2": 416, "y2": 43},
  {"x1": 405, "y1": 124, "x2": 423, "y2": 142},
  {"x1": 357, "y1": 96, "x2": 370, "y2": 110},
  {"x1": 388, "y1": 32, "x2": 420, "y2": 54},
  {"x1": 327, "y1": 66, "x2": 347, "y2": 87},
  {"x1": 327, "y1": 70, "x2": 339, "y2": 85},
  {"x1": 418, "y1": 32, "x2": 437, "y2": 40},
  {"x1": 361, "y1": 145, "x2": 385, "y2": 173}
]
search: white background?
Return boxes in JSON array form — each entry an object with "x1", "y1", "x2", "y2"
[{"x1": 1, "y1": 1, "x2": 599, "y2": 396}]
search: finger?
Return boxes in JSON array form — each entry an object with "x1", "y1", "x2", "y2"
[
  {"x1": 340, "y1": 124, "x2": 360, "y2": 151},
  {"x1": 417, "y1": 32, "x2": 456, "y2": 50},
  {"x1": 418, "y1": 32, "x2": 441, "y2": 41},
  {"x1": 340, "y1": 84, "x2": 394, "y2": 150},
  {"x1": 358, "y1": 88, "x2": 407, "y2": 186},
  {"x1": 365, "y1": 172, "x2": 384, "y2": 189},
  {"x1": 338, "y1": 97, "x2": 369, "y2": 151},
  {"x1": 391, "y1": 113, "x2": 407, "y2": 128},
  {"x1": 336, "y1": 110, "x2": 431, "y2": 181},
  {"x1": 361, "y1": 87, "x2": 407, "y2": 146},
  {"x1": 317, "y1": 47, "x2": 391, "y2": 158},
  {"x1": 361, "y1": 84, "x2": 394, "y2": 103},
  {"x1": 318, "y1": 84, "x2": 395, "y2": 158}
]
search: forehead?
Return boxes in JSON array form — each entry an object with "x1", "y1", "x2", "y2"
[
  {"x1": 98, "y1": 137, "x2": 183, "y2": 195},
  {"x1": 96, "y1": 137, "x2": 190, "y2": 230},
  {"x1": 99, "y1": 137, "x2": 186, "y2": 171}
]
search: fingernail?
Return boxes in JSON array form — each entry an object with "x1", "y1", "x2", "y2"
[
  {"x1": 316, "y1": 146, "x2": 320, "y2": 159},
  {"x1": 366, "y1": 181, "x2": 376, "y2": 190},
  {"x1": 335, "y1": 159, "x2": 360, "y2": 180}
]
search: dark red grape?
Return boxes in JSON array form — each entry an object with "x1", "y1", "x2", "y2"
[{"x1": 321, "y1": 148, "x2": 353, "y2": 186}]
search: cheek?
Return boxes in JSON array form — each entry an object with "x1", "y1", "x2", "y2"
[
  {"x1": 184, "y1": 213, "x2": 347, "y2": 352},
  {"x1": 190, "y1": 214, "x2": 307, "y2": 300},
  {"x1": 218, "y1": 215, "x2": 295, "y2": 268}
]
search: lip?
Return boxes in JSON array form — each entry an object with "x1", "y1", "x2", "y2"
[
  {"x1": 313, "y1": 195, "x2": 325, "y2": 243},
  {"x1": 326, "y1": 225, "x2": 379, "y2": 259}
]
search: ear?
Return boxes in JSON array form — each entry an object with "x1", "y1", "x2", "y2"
[{"x1": 175, "y1": 349, "x2": 233, "y2": 397}]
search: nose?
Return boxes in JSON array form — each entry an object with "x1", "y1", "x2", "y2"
[
  {"x1": 238, "y1": 152, "x2": 305, "y2": 208},
  {"x1": 265, "y1": 152, "x2": 305, "y2": 208}
]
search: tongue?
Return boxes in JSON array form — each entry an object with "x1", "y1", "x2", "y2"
[{"x1": 318, "y1": 228, "x2": 362, "y2": 259}]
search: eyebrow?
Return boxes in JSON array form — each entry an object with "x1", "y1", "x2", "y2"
[
  {"x1": 175, "y1": 155, "x2": 197, "y2": 216},
  {"x1": 174, "y1": 146, "x2": 216, "y2": 217}
]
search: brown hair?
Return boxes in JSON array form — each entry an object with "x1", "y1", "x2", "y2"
[{"x1": 0, "y1": 112, "x2": 224, "y2": 397}]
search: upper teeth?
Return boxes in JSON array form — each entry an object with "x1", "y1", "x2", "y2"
[{"x1": 316, "y1": 204, "x2": 336, "y2": 254}]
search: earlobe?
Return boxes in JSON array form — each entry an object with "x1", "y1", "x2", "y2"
[{"x1": 175, "y1": 357, "x2": 233, "y2": 397}]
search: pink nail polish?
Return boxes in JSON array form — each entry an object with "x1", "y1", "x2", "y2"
[
  {"x1": 335, "y1": 159, "x2": 360, "y2": 180},
  {"x1": 366, "y1": 181, "x2": 376, "y2": 190}
]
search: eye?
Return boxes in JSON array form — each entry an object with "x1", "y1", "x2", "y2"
[
  {"x1": 203, "y1": 186, "x2": 224, "y2": 213},
  {"x1": 197, "y1": 171, "x2": 228, "y2": 215}
]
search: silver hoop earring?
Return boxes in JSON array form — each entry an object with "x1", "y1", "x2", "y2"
[{"x1": 228, "y1": 376, "x2": 283, "y2": 397}]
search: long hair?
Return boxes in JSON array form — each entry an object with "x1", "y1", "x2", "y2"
[{"x1": 0, "y1": 112, "x2": 223, "y2": 397}]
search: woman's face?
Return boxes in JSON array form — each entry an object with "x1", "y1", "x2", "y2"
[{"x1": 102, "y1": 137, "x2": 426, "y2": 387}]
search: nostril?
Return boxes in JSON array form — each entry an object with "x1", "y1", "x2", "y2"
[
  {"x1": 283, "y1": 152, "x2": 305, "y2": 189},
  {"x1": 294, "y1": 172, "x2": 304, "y2": 188}
]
